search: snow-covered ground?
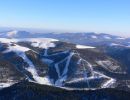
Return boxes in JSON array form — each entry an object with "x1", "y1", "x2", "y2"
[
  {"x1": 0, "y1": 38, "x2": 58, "y2": 49},
  {"x1": 0, "y1": 82, "x2": 15, "y2": 89},
  {"x1": 0, "y1": 38, "x2": 53, "y2": 85},
  {"x1": 0, "y1": 38, "x2": 116, "y2": 89},
  {"x1": 28, "y1": 38, "x2": 58, "y2": 49}
]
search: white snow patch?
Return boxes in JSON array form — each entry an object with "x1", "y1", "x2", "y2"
[
  {"x1": 24, "y1": 58, "x2": 51, "y2": 85},
  {"x1": 55, "y1": 76, "x2": 67, "y2": 86},
  {"x1": 91, "y1": 35, "x2": 97, "y2": 39},
  {"x1": 27, "y1": 67, "x2": 50, "y2": 84},
  {"x1": 3, "y1": 43, "x2": 30, "y2": 53},
  {"x1": 24, "y1": 38, "x2": 58, "y2": 49},
  {"x1": 0, "y1": 83, "x2": 13, "y2": 89},
  {"x1": 116, "y1": 37, "x2": 125, "y2": 39},
  {"x1": 0, "y1": 38, "x2": 58, "y2": 45},
  {"x1": 42, "y1": 58, "x2": 54, "y2": 64},
  {"x1": 76, "y1": 45, "x2": 95, "y2": 49},
  {"x1": 104, "y1": 36, "x2": 111, "y2": 39},
  {"x1": 101, "y1": 78, "x2": 116, "y2": 88},
  {"x1": 19, "y1": 52, "x2": 51, "y2": 85},
  {"x1": 31, "y1": 41, "x2": 55, "y2": 49},
  {"x1": 110, "y1": 43, "x2": 120, "y2": 46},
  {"x1": 0, "y1": 38, "x2": 16, "y2": 43},
  {"x1": 77, "y1": 59, "x2": 82, "y2": 65},
  {"x1": 0, "y1": 38, "x2": 58, "y2": 56},
  {"x1": 110, "y1": 43, "x2": 126, "y2": 47},
  {"x1": 9, "y1": 38, "x2": 58, "y2": 49},
  {"x1": 7, "y1": 30, "x2": 18, "y2": 37}
]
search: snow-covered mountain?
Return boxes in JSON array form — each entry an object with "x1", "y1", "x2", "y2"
[
  {"x1": 0, "y1": 31, "x2": 130, "y2": 99},
  {"x1": 0, "y1": 30, "x2": 33, "y2": 38},
  {"x1": 0, "y1": 38, "x2": 129, "y2": 90},
  {"x1": 0, "y1": 30, "x2": 125, "y2": 39},
  {"x1": 1, "y1": 30, "x2": 130, "y2": 47}
]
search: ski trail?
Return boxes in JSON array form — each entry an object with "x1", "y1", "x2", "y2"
[
  {"x1": 74, "y1": 51, "x2": 94, "y2": 76},
  {"x1": 54, "y1": 53, "x2": 69, "y2": 78},
  {"x1": 4, "y1": 42, "x2": 115, "y2": 88},
  {"x1": 3, "y1": 43, "x2": 51, "y2": 85},
  {"x1": 77, "y1": 58, "x2": 82, "y2": 65},
  {"x1": 55, "y1": 63, "x2": 60, "y2": 78},
  {"x1": 55, "y1": 52, "x2": 75, "y2": 86},
  {"x1": 82, "y1": 61, "x2": 90, "y2": 88},
  {"x1": 23, "y1": 54, "x2": 51, "y2": 85},
  {"x1": 74, "y1": 51, "x2": 93, "y2": 88},
  {"x1": 101, "y1": 78, "x2": 116, "y2": 88},
  {"x1": 73, "y1": 51, "x2": 116, "y2": 88},
  {"x1": 94, "y1": 71, "x2": 116, "y2": 88},
  {"x1": 62, "y1": 52, "x2": 74, "y2": 76},
  {"x1": 44, "y1": 49, "x2": 48, "y2": 56},
  {"x1": 43, "y1": 49, "x2": 116, "y2": 88}
]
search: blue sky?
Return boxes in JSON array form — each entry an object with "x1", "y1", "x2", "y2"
[{"x1": 0, "y1": 0, "x2": 130, "y2": 36}]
